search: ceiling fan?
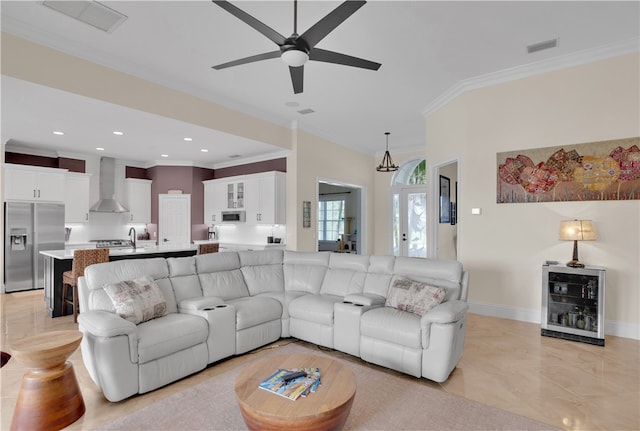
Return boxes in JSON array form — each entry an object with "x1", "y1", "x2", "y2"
[{"x1": 212, "y1": 0, "x2": 381, "y2": 94}]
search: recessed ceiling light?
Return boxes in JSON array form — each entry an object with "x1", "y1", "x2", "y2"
[
  {"x1": 201, "y1": 149, "x2": 208, "y2": 152},
  {"x1": 184, "y1": 137, "x2": 193, "y2": 141},
  {"x1": 53, "y1": 131, "x2": 64, "y2": 135},
  {"x1": 113, "y1": 131, "x2": 123, "y2": 135},
  {"x1": 96, "y1": 147, "x2": 104, "y2": 151},
  {"x1": 161, "y1": 154, "x2": 169, "y2": 158}
]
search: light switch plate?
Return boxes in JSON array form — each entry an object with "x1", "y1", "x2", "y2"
[{"x1": 471, "y1": 208, "x2": 481, "y2": 215}]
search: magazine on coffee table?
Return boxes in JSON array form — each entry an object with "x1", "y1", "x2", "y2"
[{"x1": 258, "y1": 368, "x2": 321, "y2": 401}]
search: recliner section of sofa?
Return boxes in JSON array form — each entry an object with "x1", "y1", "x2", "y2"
[
  {"x1": 79, "y1": 257, "x2": 209, "y2": 402},
  {"x1": 359, "y1": 255, "x2": 469, "y2": 382},
  {"x1": 78, "y1": 249, "x2": 469, "y2": 402}
]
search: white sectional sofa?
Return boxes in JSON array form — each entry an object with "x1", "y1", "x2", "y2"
[{"x1": 77, "y1": 250, "x2": 469, "y2": 402}]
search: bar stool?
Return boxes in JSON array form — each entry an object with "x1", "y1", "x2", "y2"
[
  {"x1": 197, "y1": 243, "x2": 219, "y2": 254},
  {"x1": 62, "y1": 248, "x2": 109, "y2": 322}
]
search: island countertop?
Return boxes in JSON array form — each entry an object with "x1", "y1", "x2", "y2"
[
  {"x1": 40, "y1": 245, "x2": 198, "y2": 318},
  {"x1": 41, "y1": 244, "x2": 198, "y2": 260}
]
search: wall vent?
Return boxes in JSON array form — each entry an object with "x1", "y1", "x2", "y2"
[
  {"x1": 527, "y1": 38, "x2": 558, "y2": 54},
  {"x1": 42, "y1": 1, "x2": 127, "y2": 33}
]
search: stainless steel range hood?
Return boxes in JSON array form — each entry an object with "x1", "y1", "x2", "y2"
[{"x1": 90, "y1": 157, "x2": 129, "y2": 213}]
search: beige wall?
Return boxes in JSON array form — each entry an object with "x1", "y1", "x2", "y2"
[
  {"x1": 0, "y1": 144, "x2": 4, "y2": 291},
  {"x1": 288, "y1": 129, "x2": 375, "y2": 253},
  {"x1": 426, "y1": 53, "x2": 640, "y2": 336}
]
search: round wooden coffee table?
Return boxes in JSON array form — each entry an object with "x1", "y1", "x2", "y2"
[
  {"x1": 235, "y1": 354, "x2": 356, "y2": 431},
  {"x1": 10, "y1": 330, "x2": 85, "y2": 431}
]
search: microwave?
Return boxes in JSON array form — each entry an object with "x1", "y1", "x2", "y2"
[{"x1": 221, "y1": 210, "x2": 246, "y2": 222}]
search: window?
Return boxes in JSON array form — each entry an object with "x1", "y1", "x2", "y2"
[
  {"x1": 318, "y1": 198, "x2": 345, "y2": 241},
  {"x1": 393, "y1": 159, "x2": 426, "y2": 186}
]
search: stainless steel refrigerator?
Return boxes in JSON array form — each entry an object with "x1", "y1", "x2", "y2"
[{"x1": 4, "y1": 202, "x2": 65, "y2": 292}]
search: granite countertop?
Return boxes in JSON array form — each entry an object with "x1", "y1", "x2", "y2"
[{"x1": 41, "y1": 244, "x2": 197, "y2": 260}]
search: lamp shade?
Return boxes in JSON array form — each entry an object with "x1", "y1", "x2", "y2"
[
  {"x1": 281, "y1": 49, "x2": 308, "y2": 67},
  {"x1": 559, "y1": 220, "x2": 597, "y2": 241}
]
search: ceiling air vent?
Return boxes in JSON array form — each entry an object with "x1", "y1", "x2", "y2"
[
  {"x1": 42, "y1": 1, "x2": 127, "y2": 33},
  {"x1": 527, "y1": 38, "x2": 558, "y2": 54},
  {"x1": 297, "y1": 108, "x2": 315, "y2": 115}
]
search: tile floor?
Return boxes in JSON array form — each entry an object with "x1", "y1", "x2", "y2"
[{"x1": 1, "y1": 290, "x2": 638, "y2": 430}]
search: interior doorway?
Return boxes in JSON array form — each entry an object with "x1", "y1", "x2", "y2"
[
  {"x1": 317, "y1": 179, "x2": 363, "y2": 254},
  {"x1": 158, "y1": 194, "x2": 191, "y2": 246}
]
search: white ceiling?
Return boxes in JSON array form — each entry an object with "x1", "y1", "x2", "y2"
[{"x1": 2, "y1": 1, "x2": 639, "y2": 167}]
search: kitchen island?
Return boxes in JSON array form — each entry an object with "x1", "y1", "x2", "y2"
[{"x1": 40, "y1": 245, "x2": 198, "y2": 318}]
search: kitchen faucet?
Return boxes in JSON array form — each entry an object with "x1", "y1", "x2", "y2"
[{"x1": 128, "y1": 227, "x2": 136, "y2": 249}]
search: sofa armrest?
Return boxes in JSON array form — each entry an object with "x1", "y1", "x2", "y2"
[
  {"x1": 420, "y1": 300, "x2": 468, "y2": 325},
  {"x1": 420, "y1": 300, "x2": 469, "y2": 350},
  {"x1": 343, "y1": 293, "x2": 386, "y2": 307},
  {"x1": 78, "y1": 310, "x2": 138, "y2": 363},
  {"x1": 78, "y1": 310, "x2": 136, "y2": 337},
  {"x1": 178, "y1": 297, "x2": 225, "y2": 313},
  {"x1": 460, "y1": 271, "x2": 469, "y2": 301}
]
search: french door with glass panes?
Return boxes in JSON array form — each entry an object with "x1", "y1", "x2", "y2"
[{"x1": 392, "y1": 187, "x2": 427, "y2": 257}]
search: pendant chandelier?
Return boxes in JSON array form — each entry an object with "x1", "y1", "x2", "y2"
[{"x1": 376, "y1": 132, "x2": 399, "y2": 172}]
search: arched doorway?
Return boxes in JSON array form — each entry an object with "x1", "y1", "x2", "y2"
[{"x1": 391, "y1": 159, "x2": 426, "y2": 257}]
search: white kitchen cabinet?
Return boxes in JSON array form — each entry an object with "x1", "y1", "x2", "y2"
[
  {"x1": 205, "y1": 172, "x2": 285, "y2": 225},
  {"x1": 243, "y1": 176, "x2": 259, "y2": 222},
  {"x1": 124, "y1": 178, "x2": 152, "y2": 223},
  {"x1": 203, "y1": 180, "x2": 226, "y2": 224},
  {"x1": 226, "y1": 180, "x2": 245, "y2": 209},
  {"x1": 4, "y1": 163, "x2": 66, "y2": 202},
  {"x1": 248, "y1": 172, "x2": 286, "y2": 225},
  {"x1": 64, "y1": 172, "x2": 91, "y2": 222}
]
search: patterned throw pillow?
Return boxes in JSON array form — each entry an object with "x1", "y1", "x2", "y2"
[
  {"x1": 103, "y1": 275, "x2": 168, "y2": 324},
  {"x1": 385, "y1": 277, "x2": 447, "y2": 316}
]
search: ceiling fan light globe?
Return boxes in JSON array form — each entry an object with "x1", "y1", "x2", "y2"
[{"x1": 281, "y1": 49, "x2": 309, "y2": 67}]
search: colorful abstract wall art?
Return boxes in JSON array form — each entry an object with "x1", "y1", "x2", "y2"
[{"x1": 497, "y1": 137, "x2": 640, "y2": 203}]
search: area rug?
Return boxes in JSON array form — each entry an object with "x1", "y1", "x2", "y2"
[{"x1": 97, "y1": 343, "x2": 557, "y2": 431}]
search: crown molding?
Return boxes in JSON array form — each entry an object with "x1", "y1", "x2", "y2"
[
  {"x1": 421, "y1": 37, "x2": 640, "y2": 119},
  {"x1": 211, "y1": 150, "x2": 291, "y2": 170},
  {"x1": 144, "y1": 159, "x2": 208, "y2": 169}
]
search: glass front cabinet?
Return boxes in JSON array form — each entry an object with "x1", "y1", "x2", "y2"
[{"x1": 541, "y1": 263, "x2": 605, "y2": 346}]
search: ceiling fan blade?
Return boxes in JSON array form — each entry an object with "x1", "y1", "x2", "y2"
[
  {"x1": 213, "y1": 1, "x2": 286, "y2": 46},
  {"x1": 289, "y1": 66, "x2": 304, "y2": 94},
  {"x1": 213, "y1": 50, "x2": 281, "y2": 70},
  {"x1": 300, "y1": 0, "x2": 366, "y2": 49},
  {"x1": 309, "y1": 48, "x2": 381, "y2": 70}
]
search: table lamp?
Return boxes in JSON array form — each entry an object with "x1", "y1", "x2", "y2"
[{"x1": 559, "y1": 220, "x2": 597, "y2": 268}]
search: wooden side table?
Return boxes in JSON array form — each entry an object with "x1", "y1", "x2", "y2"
[
  {"x1": 10, "y1": 330, "x2": 85, "y2": 431},
  {"x1": 235, "y1": 354, "x2": 356, "y2": 431}
]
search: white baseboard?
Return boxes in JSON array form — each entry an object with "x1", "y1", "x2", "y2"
[{"x1": 468, "y1": 301, "x2": 640, "y2": 341}]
